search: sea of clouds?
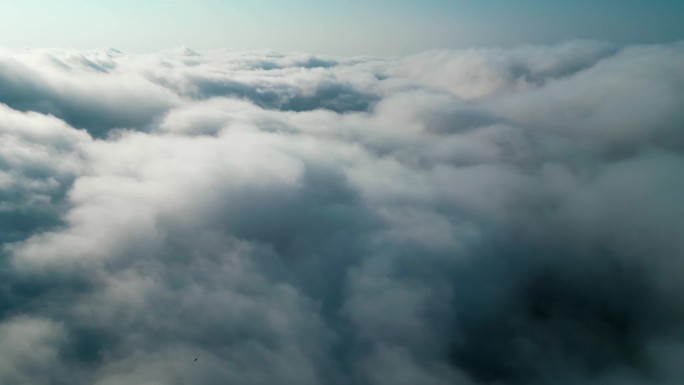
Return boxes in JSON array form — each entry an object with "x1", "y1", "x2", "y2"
[{"x1": 1, "y1": 40, "x2": 684, "y2": 385}]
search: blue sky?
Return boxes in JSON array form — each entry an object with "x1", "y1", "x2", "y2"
[{"x1": 0, "y1": 0, "x2": 682, "y2": 54}]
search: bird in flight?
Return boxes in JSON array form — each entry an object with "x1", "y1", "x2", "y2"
[{"x1": 194, "y1": 357, "x2": 198, "y2": 362}]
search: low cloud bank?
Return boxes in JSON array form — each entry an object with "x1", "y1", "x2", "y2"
[{"x1": 1, "y1": 41, "x2": 684, "y2": 385}]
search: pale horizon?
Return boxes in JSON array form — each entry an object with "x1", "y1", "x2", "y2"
[{"x1": 0, "y1": 0, "x2": 682, "y2": 55}]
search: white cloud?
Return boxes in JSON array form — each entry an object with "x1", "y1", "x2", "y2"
[{"x1": 0, "y1": 41, "x2": 683, "y2": 384}]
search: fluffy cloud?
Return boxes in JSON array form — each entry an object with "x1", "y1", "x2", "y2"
[{"x1": 1, "y1": 40, "x2": 683, "y2": 385}]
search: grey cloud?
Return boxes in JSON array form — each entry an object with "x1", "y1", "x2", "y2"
[
  {"x1": 0, "y1": 41, "x2": 683, "y2": 385},
  {"x1": 187, "y1": 75, "x2": 376, "y2": 113},
  {"x1": 0, "y1": 50, "x2": 178, "y2": 137},
  {"x1": 487, "y1": 42, "x2": 684, "y2": 153},
  {"x1": 393, "y1": 40, "x2": 618, "y2": 100},
  {"x1": 0, "y1": 105, "x2": 87, "y2": 243}
]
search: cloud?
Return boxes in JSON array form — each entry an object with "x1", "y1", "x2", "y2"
[
  {"x1": 1, "y1": 40, "x2": 683, "y2": 384},
  {"x1": 0, "y1": 104, "x2": 88, "y2": 243},
  {"x1": 0, "y1": 49, "x2": 179, "y2": 137}
]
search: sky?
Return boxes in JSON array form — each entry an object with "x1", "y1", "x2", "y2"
[{"x1": 0, "y1": 0, "x2": 682, "y2": 54}]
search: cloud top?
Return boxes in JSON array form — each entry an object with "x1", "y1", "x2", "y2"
[{"x1": 1, "y1": 41, "x2": 684, "y2": 385}]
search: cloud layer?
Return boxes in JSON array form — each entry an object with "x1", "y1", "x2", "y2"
[{"x1": 1, "y1": 41, "x2": 684, "y2": 385}]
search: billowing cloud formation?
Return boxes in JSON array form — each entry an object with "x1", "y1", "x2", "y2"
[{"x1": 1, "y1": 40, "x2": 684, "y2": 385}]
